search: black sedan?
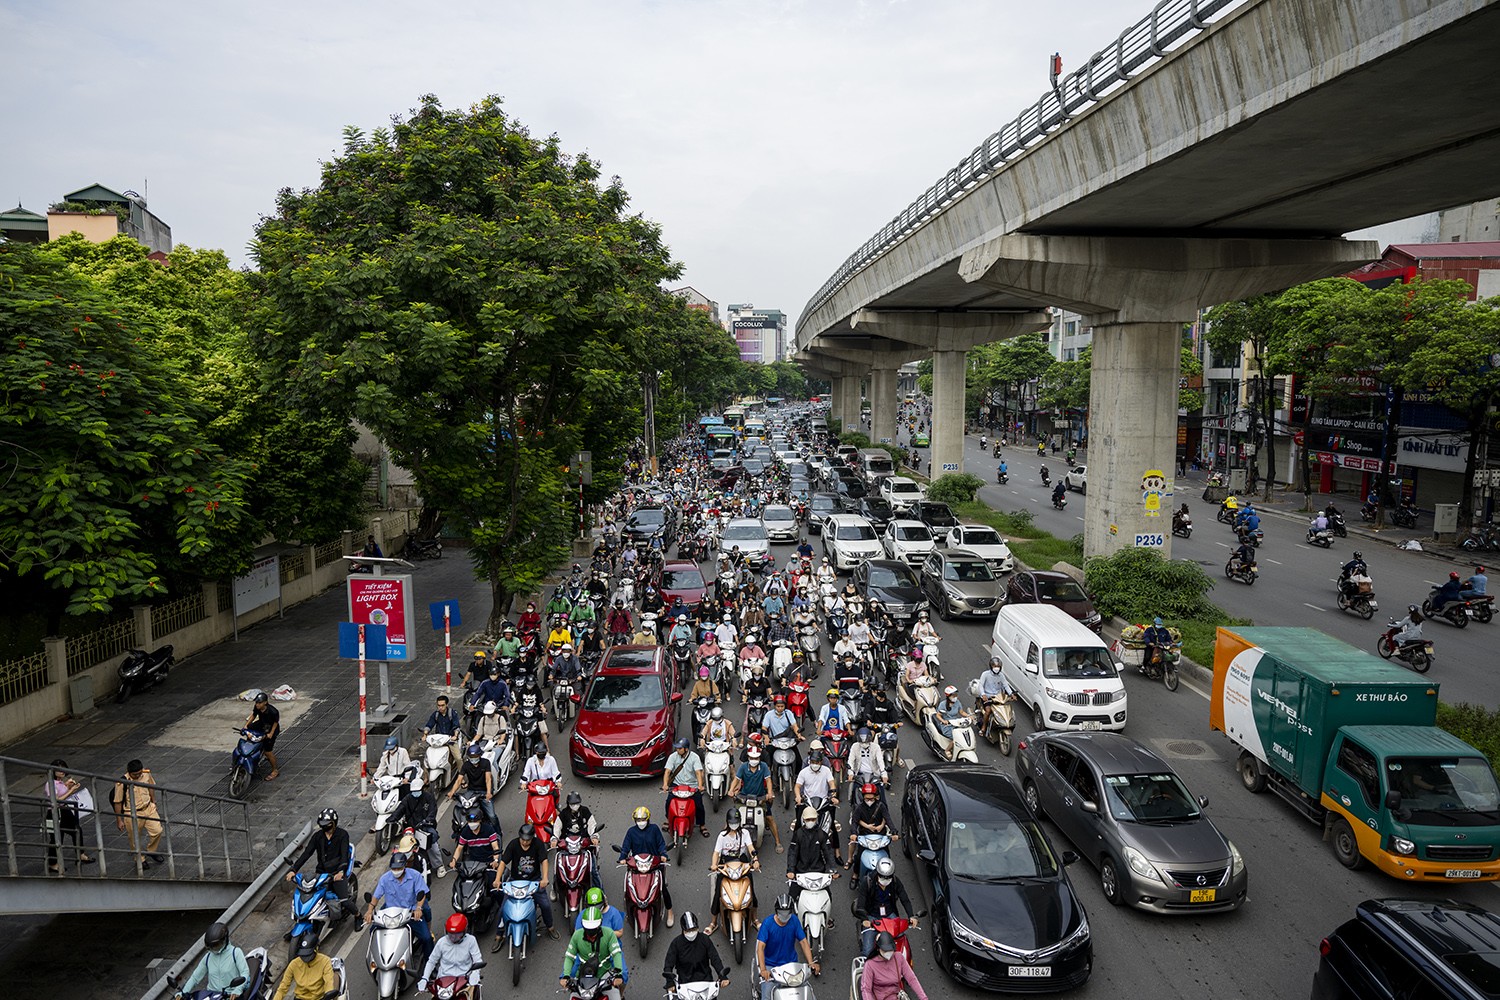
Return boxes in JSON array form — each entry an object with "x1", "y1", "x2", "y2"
[
  {"x1": 903, "y1": 764, "x2": 1092, "y2": 993},
  {"x1": 912, "y1": 501, "x2": 960, "y2": 535},
  {"x1": 857, "y1": 496, "x2": 895, "y2": 532},
  {"x1": 852, "y1": 559, "x2": 928, "y2": 624}
]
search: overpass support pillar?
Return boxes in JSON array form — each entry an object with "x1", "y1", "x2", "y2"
[
  {"x1": 930, "y1": 350, "x2": 967, "y2": 478},
  {"x1": 835, "y1": 375, "x2": 862, "y2": 434},
  {"x1": 959, "y1": 233, "x2": 1379, "y2": 559},
  {"x1": 870, "y1": 366, "x2": 898, "y2": 447}
]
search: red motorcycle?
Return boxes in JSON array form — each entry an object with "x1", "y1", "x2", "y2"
[
  {"x1": 866, "y1": 914, "x2": 921, "y2": 962},
  {"x1": 524, "y1": 779, "x2": 558, "y2": 846},
  {"x1": 618, "y1": 851, "x2": 668, "y2": 959},
  {"x1": 553, "y1": 831, "x2": 596, "y2": 919},
  {"x1": 665, "y1": 784, "x2": 698, "y2": 865},
  {"x1": 785, "y1": 678, "x2": 811, "y2": 725},
  {"x1": 427, "y1": 968, "x2": 484, "y2": 999},
  {"x1": 820, "y1": 726, "x2": 849, "y2": 776}
]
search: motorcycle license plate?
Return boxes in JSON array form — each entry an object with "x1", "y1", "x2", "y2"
[
  {"x1": 603, "y1": 758, "x2": 633, "y2": 768},
  {"x1": 1189, "y1": 888, "x2": 1217, "y2": 903},
  {"x1": 1007, "y1": 966, "x2": 1051, "y2": 978},
  {"x1": 1079, "y1": 721, "x2": 1102, "y2": 731},
  {"x1": 1445, "y1": 869, "x2": 1484, "y2": 878}
]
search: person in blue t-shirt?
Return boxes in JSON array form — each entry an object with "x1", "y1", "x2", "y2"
[
  {"x1": 756, "y1": 894, "x2": 818, "y2": 1000},
  {"x1": 730, "y1": 748, "x2": 782, "y2": 853}
]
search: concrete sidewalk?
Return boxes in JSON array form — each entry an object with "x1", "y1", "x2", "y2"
[{"x1": 1, "y1": 551, "x2": 495, "y2": 863}]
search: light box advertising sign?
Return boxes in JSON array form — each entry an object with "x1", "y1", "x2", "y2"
[{"x1": 347, "y1": 574, "x2": 416, "y2": 661}]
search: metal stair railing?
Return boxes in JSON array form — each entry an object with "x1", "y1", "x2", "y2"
[{"x1": 0, "y1": 755, "x2": 256, "y2": 883}]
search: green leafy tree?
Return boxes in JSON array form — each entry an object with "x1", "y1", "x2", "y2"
[
  {"x1": 251, "y1": 95, "x2": 680, "y2": 630},
  {"x1": 0, "y1": 242, "x2": 254, "y2": 621},
  {"x1": 1037, "y1": 345, "x2": 1090, "y2": 437}
]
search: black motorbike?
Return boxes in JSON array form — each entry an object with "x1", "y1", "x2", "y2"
[
  {"x1": 1392, "y1": 502, "x2": 1418, "y2": 528},
  {"x1": 1051, "y1": 491, "x2": 1067, "y2": 510},
  {"x1": 399, "y1": 535, "x2": 443, "y2": 560},
  {"x1": 116, "y1": 645, "x2": 175, "y2": 703},
  {"x1": 1040, "y1": 468, "x2": 1051, "y2": 487},
  {"x1": 1171, "y1": 512, "x2": 1192, "y2": 539},
  {"x1": 996, "y1": 470, "x2": 1008, "y2": 484},
  {"x1": 1327, "y1": 508, "x2": 1348, "y2": 538}
]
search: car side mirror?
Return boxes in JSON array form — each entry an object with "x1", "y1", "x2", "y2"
[
  {"x1": 1061, "y1": 851, "x2": 1080, "y2": 865},
  {"x1": 1024, "y1": 662, "x2": 1038, "y2": 674},
  {"x1": 1197, "y1": 795, "x2": 1209, "y2": 809},
  {"x1": 1114, "y1": 660, "x2": 1127, "y2": 673},
  {"x1": 671, "y1": 691, "x2": 683, "y2": 704},
  {"x1": 1385, "y1": 790, "x2": 1402, "y2": 811},
  {"x1": 1081, "y1": 800, "x2": 1098, "y2": 814},
  {"x1": 916, "y1": 848, "x2": 936, "y2": 863}
]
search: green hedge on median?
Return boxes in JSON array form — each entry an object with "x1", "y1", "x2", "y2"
[{"x1": 1436, "y1": 702, "x2": 1500, "y2": 770}]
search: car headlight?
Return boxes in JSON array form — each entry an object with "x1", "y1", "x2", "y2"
[
  {"x1": 943, "y1": 585, "x2": 963, "y2": 598},
  {"x1": 1228, "y1": 840, "x2": 1245, "y2": 876},
  {"x1": 1060, "y1": 917, "x2": 1091, "y2": 950},
  {"x1": 1124, "y1": 846, "x2": 1162, "y2": 882},
  {"x1": 950, "y1": 916, "x2": 1020, "y2": 957},
  {"x1": 572, "y1": 733, "x2": 595, "y2": 753},
  {"x1": 1391, "y1": 836, "x2": 1416, "y2": 856},
  {"x1": 1044, "y1": 686, "x2": 1069, "y2": 701}
]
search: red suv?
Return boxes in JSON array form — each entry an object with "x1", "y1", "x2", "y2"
[
  {"x1": 569, "y1": 646, "x2": 681, "y2": 778},
  {"x1": 653, "y1": 560, "x2": 707, "y2": 607}
]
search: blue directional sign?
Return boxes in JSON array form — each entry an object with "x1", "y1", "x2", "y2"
[
  {"x1": 338, "y1": 622, "x2": 388, "y2": 660},
  {"x1": 429, "y1": 600, "x2": 462, "y2": 630}
]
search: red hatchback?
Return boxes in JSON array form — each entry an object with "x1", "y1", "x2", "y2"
[
  {"x1": 569, "y1": 646, "x2": 681, "y2": 778},
  {"x1": 654, "y1": 560, "x2": 707, "y2": 607}
]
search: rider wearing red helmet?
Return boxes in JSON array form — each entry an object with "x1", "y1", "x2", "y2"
[{"x1": 418, "y1": 911, "x2": 483, "y2": 994}]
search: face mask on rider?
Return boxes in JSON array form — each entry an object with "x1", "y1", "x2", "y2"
[
  {"x1": 803, "y1": 819, "x2": 816, "y2": 830},
  {"x1": 878, "y1": 876, "x2": 892, "y2": 887},
  {"x1": 636, "y1": 819, "x2": 649, "y2": 830},
  {"x1": 468, "y1": 821, "x2": 481, "y2": 832},
  {"x1": 879, "y1": 949, "x2": 895, "y2": 961}
]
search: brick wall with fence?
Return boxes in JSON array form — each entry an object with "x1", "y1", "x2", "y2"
[{"x1": 0, "y1": 524, "x2": 392, "y2": 746}]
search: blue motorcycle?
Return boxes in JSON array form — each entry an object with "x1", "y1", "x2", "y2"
[
  {"x1": 227, "y1": 727, "x2": 268, "y2": 800},
  {"x1": 500, "y1": 878, "x2": 540, "y2": 986},
  {"x1": 852, "y1": 832, "x2": 892, "y2": 894},
  {"x1": 287, "y1": 870, "x2": 357, "y2": 962}
]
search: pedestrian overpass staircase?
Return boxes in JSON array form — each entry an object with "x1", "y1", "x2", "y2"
[{"x1": 0, "y1": 754, "x2": 257, "y2": 914}]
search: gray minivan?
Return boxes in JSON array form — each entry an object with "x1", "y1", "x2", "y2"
[{"x1": 857, "y1": 448, "x2": 896, "y2": 485}]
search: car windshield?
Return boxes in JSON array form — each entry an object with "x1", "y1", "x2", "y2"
[
  {"x1": 942, "y1": 561, "x2": 993, "y2": 582},
  {"x1": 864, "y1": 500, "x2": 892, "y2": 516},
  {"x1": 888, "y1": 482, "x2": 920, "y2": 495},
  {"x1": 631, "y1": 509, "x2": 666, "y2": 526},
  {"x1": 896, "y1": 525, "x2": 932, "y2": 541},
  {"x1": 1036, "y1": 578, "x2": 1089, "y2": 602},
  {"x1": 868, "y1": 565, "x2": 918, "y2": 588},
  {"x1": 946, "y1": 818, "x2": 1060, "y2": 879},
  {"x1": 763, "y1": 507, "x2": 794, "y2": 521},
  {"x1": 723, "y1": 524, "x2": 768, "y2": 541},
  {"x1": 660, "y1": 569, "x2": 704, "y2": 590},
  {"x1": 1103, "y1": 772, "x2": 1202, "y2": 823},
  {"x1": 743, "y1": 460, "x2": 764, "y2": 472},
  {"x1": 922, "y1": 504, "x2": 954, "y2": 521},
  {"x1": 1388, "y1": 757, "x2": 1500, "y2": 825},
  {"x1": 811, "y1": 497, "x2": 837, "y2": 512},
  {"x1": 1042, "y1": 647, "x2": 1116, "y2": 679},
  {"x1": 841, "y1": 480, "x2": 867, "y2": 496},
  {"x1": 961, "y1": 528, "x2": 1003, "y2": 546},
  {"x1": 584, "y1": 675, "x2": 665, "y2": 712},
  {"x1": 835, "y1": 523, "x2": 877, "y2": 541}
]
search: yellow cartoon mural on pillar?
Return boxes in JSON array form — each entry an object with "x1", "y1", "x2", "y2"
[{"x1": 1141, "y1": 470, "x2": 1167, "y2": 517}]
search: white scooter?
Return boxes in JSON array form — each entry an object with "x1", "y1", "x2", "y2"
[
  {"x1": 922, "y1": 709, "x2": 979, "y2": 764},
  {"x1": 474, "y1": 716, "x2": 516, "y2": 791},
  {"x1": 366, "y1": 906, "x2": 416, "y2": 1000},
  {"x1": 370, "y1": 767, "x2": 416, "y2": 855},
  {"x1": 792, "y1": 870, "x2": 834, "y2": 960},
  {"x1": 771, "y1": 639, "x2": 794, "y2": 681},
  {"x1": 423, "y1": 733, "x2": 457, "y2": 791},
  {"x1": 738, "y1": 646, "x2": 768, "y2": 688},
  {"x1": 704, "y1": 738, "x2": 733, "y2": 812},
  {"x1": 896, "y1": 674, "x2": 939, "y2": 726},
  {"x1": 764, "y1": 964, "x2": 814, "y2": 1000},
  {"x1": 739, "y1": 794, "x2": 768, "y2": 851}
]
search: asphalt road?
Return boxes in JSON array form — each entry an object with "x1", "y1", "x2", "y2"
[
  {"x1": 933, "y1": 430, "x2": 1500, "y2": 710},
  {"x1": 322, "y1": 531, "x2": 1497, "y2": 1000}
]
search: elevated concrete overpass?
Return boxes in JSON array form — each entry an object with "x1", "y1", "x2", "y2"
[{"x1": 795, "y1": 0, "x2": 1500, "y2": 558}]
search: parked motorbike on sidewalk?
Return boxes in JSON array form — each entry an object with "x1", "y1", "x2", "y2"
[{"x1": 116, "y1": 644, "x2": 175, "y2": 703}]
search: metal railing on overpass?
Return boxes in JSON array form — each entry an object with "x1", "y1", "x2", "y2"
[
  {"x1": 801, "y1": 0, "x2": 1249, "y2": 325},
  {"x1": 0, "y1": 754, "x2": 255, "y2": 890}
]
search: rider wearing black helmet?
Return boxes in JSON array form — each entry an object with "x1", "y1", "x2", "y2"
[
  {"x1": 284, "y1": 808, "x2": 361, "y2": 927},
  {"x1": 662, "y1": 911, "x2": 730, "y2": 993},
  {"x1": 854, "y1": 857, "x2": 918, "y2": 955},
  {"x1": 271, "y1": 933, "x2": 336, "y2": 1000},
  {"x1": 496, "y1": 823, "x2": 559, "y2": 949},
  {"x1": 174, "y1": 921, "x2": 249, "y2": 998}
]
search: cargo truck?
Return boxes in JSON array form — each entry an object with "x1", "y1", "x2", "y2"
[{"x1": 1209, "y1": 626, "x2": 1500, "y2": 882}]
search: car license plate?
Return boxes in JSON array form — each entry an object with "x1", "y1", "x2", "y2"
[
  {"x1": 1079, "y1": 721, "x2": 1102, "y2": 731},
  {"x1": 603, "y1": 758, "x2": 633, "y2": 768},
  {"x1": 1007, "y1": 966, "x2": 1051, "y2": 978},
  {"x1": 1189, "y1": 888, "x2": 1217, "y2": 903},
  {"x1": 1446, "y1": 868, "x2": 1484, "y2": 878}
]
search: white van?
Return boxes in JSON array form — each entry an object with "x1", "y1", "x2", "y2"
[
  {"x1": 857, "y1": 448, "x2": 896, "y2": 485},
  {"x1": 989, "y1": 604, "x2": 1127, "y2": 732}
]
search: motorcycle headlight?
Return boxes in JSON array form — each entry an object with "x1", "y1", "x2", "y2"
[
  {"x1": 1228, "y1": 840, "x2": 1245, "y2": 876},
  {"x1": 1124, "y1": 845, "x2": 1162, "y2": 882}
]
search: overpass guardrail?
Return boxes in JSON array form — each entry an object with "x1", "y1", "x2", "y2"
[{"x1": 801, "y1": 0, "x2": 1249, "y2": 325}]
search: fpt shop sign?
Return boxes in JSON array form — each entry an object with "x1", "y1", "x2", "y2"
[{"x1": 347, "y1": 575, "x2": 416, "y2": 661}]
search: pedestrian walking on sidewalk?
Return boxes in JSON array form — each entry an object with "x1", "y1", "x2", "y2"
[{"x1": 112, "y1": 758, "x2": 164, "y2": 868}]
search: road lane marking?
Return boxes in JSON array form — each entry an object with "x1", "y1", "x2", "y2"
[
  {"x1": 1303, "y1": 603, "x2": 1323, "y2": 611},
  {"x1": 1076, "y1": 516, "x2": 1084, "y2": 521},
  {"x1": 1215, "y1": 541, "x2": 1230, "y2": 548},
  {"x1": 1267, "y1": 559, "x2": 1283, "y2": 565}
]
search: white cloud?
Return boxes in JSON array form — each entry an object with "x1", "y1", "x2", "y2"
[{"x1": 1, "y1": 0, "x2": 1167, "y2": 327}]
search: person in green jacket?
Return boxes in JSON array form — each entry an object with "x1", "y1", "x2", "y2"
[
  {"x1": 173, "y1": 921, "x2": 249, "y2": 998},
  {"x1": 560, "y1": 906, "x2": 625, "y2": 1000}
]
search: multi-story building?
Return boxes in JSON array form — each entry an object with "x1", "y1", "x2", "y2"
[
  {"x1": 670, "y1": 285, "x2": 720, "y2": 325},
  {"x1": 725, "y1": 304, "x2": 787, "y2": 363},
  {"x1": 0, "y1": 182, "x2": 172, "y2": 254}
]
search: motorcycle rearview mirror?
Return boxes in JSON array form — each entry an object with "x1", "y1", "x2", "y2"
[
  {"x1": 915, "y1": 908, "x2": 928, "y2": 918},
  {"x1": 472, "y1": 961, "x2": 487, "y2": 970},
  {"x1": 363, "y1": 891, "x2": 373, "y2": 903},
  {"x1": 229, "y1": 976, "x2": 247, "y2": 988},
  {"x1": 610, "y1": 844, "x2": 621, "y2": 853},
  {"x1": 1061, "y1": 851, "x2": 1080, "y2": 865}
]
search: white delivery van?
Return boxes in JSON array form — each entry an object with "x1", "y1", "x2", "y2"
[
  {"x1": 857, "y1": 448, "x2": 896, "y2": 485},
  {"x1": 990, "y1": 604, "x2": 1127, "y2": 732}
]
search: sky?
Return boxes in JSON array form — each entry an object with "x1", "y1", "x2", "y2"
[{"x1": 2, "y1": 0, "x2": 1432, "y2": 337}]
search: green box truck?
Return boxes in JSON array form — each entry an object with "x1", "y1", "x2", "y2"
[{"x1": 1210, "y1": 626, "x2": 1500, "y2": 882}]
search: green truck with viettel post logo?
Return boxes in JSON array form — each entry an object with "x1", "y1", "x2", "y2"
[{"x1": 1209, "y1": 626, "x2": 1500, "y2": 882}]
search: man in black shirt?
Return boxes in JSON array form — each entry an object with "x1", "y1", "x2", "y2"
[
  {"x1": 785, "y1": 805, "x2": 840, "y2": 902},
  {"x1": 847, "y1": 784, "x2": 896, "y2": 861},
  {"x1": 448, "y1": 744, "x2": 497, "y2": 830},
  {"x1": 285, "y1": 808, "x2": 362, "y2": 927},
  {"x1": 387, "y1": 777, "x2": 443, "y2": 875},
  {"x1": 853, "y1": 858, "x2": 917, "y2": 954},
  {"x1": 662, "y1": 912, "x2": 729, "y2": 990},
  {"x1": 493, "y1": 823, "x2": 557, "y2": 950},
  {"x1": 246, "y1": 691, "x2": 281, "y2": 781}
]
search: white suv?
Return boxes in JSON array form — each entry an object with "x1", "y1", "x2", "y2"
[
  {"x1": 1065, "y1": 465, "x2": 1087, "y2": 493},
  {"x1": 944, "y1": 524, "x2": 1015, "y2": 573},
  {"x1": 882, "y1": 520, "x2": 936, "y2": 565},
  {"x1": 879, "y1": 476, "x2": 925, "y2": 513},
  {"x1": 823, "y1": 514, "x2": 883, "y2": 571}
]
